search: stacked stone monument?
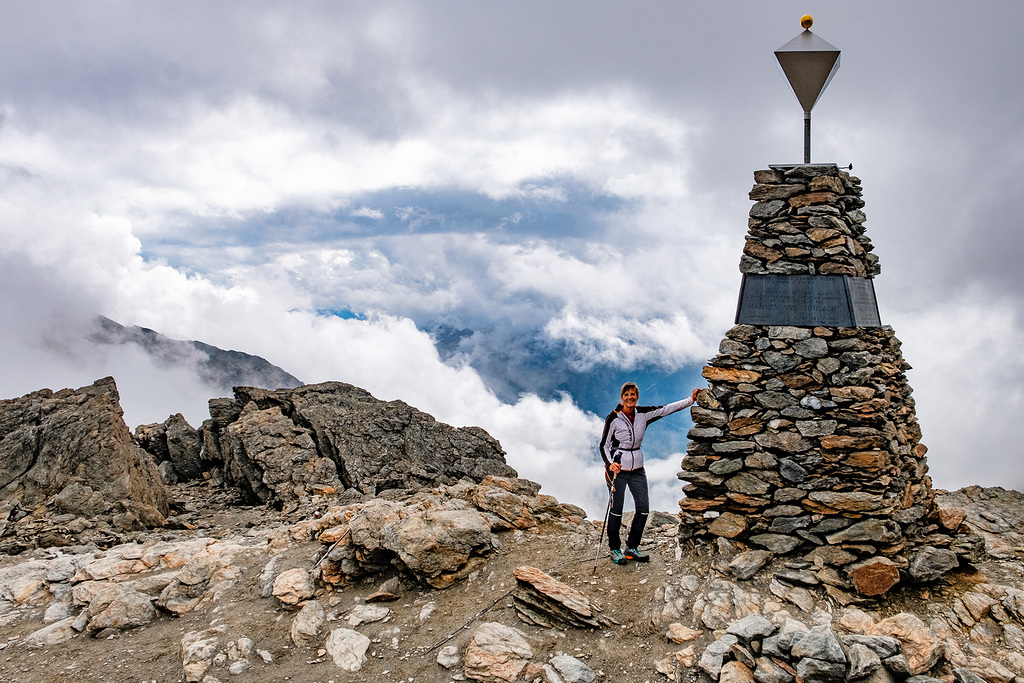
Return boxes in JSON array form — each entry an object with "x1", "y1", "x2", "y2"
[{"x1": 678, "y1": 165, "x2": 978, "y2": 594}]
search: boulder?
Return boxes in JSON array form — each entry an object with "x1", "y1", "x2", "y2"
[
  {"x1": 869, "y1": 613, "x2": 945, "y2": 675},
  {"x1": 909, "y1": 547, "x2": 959, "y2": 582},
  {"x1": 85, "y1": 585, "x2": 157, "y2": 632},
  {"x1": 850, "y1": 557, "x2": 901, "y2": 597},
  {"x1": 24, "y1": 617, "x2": 78, "y2": 647},
  {"x1": 545, "y1": 655, "x2": 597, "y2": 683},
  {"x1": 272, "y1": 567, "x2": 316, "y2": 605},
  {"x1": 135, "y1": 413, "x2": 203, "y2": 481},
  {"x1": 0, "y1": 377, "x2": 170, "y2": 549},
  {"x1": 179, "y1": 630, "x2": 219, "y2": 683},
  {"x1": 381, "y1": 506, "x2": 493, "y2": 588}
]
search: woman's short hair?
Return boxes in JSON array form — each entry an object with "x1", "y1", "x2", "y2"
[{"x1": 620, "y1": 382, "x2": 639, "y2": 397}]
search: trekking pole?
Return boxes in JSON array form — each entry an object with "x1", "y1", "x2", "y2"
[{"x1": 592, "y1": 471, "x2": 617, "y2": 575}]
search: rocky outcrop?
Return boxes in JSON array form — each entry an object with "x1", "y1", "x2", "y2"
[
  {"x1": 200, "y1": 382, "x2": 518, "y2": 510},
  {"x1": 0, "y1": 475, "x2": 1021, "y2": 683},
  {"x1": 936, "y1": 486, "x2": 1024, "y2": 561},
  {"x1": 680, "y1": 166, "x2": 975, "y2": 594},
  {"x1": 135, "y1": 413, "x2": 203, "y2": 483},
  {"x1": 301, "y1": 475, "x2": 586, "y2": 589},
  {"x1": 0, "y1": 377, "x2": 171, "y2": 553}
]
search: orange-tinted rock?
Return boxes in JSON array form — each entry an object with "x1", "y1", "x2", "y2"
[
  {"x1": 844, "y1": 451, "x2": 889, "y2": 470},
  {"x1": 745, "y1": 241, "x2": 785, "y2": 262},
  {"x1": 708, "y1": 512, "x2": 748, "y2": 538},
  {"x1": 850, "y1": 557, "x2": 901, "y2": 596},
  {"x1": 703, "y1": 367, "x2": 762, "y2": 384},
  {"x1": 727, "y1": 417, "x2": 764, "y2": 436},
  {"x1": 789, "y1": 191, "x2": 838, "y2": 208},
  {"x1": 938, "y1": 505, "x2": 966, "y2": 531}
]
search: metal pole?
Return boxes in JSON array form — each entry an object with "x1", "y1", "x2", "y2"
[
  {"x1": 592, "y1": 472, "x2": 616, "y2": 574},
  {"x1": 804, "y1": 112, "x2": 811, "y2": 164}
]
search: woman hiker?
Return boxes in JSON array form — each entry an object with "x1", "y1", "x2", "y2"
[{"x1": 599, "y1": 382, "x2": 700, "y2": 565}]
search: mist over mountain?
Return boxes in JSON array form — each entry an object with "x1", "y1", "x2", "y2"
[{"x1": 90, "y1": 316, "x2": 303, "y2": 398}]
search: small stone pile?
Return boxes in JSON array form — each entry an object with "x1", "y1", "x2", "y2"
[
  {"x1": 679, "y1": 166, "x2": 980, "y2": 594},
  {"x1": 695, "y1": 611, "x2": 950, "y2": 683}
]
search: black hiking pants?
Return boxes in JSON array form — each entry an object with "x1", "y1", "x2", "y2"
[{"x1": 605, "y1": 466, "x2": 649, "y2": 551}]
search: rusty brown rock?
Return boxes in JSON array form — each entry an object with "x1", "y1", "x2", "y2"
[
  {"x1": 820, "y1": 434, "x2": 887, "y2": 450},
  {"x1": 708, "y1": 512, "x2": 748, "y2": 538},
  {"x1": 809, "y1": 175, "x2": 845, "y2": 193},
  {"x1": 849, "y1": 557, "x2": 901, "y2": 596},
  {"x1": 842, "y1": 451, "x2": 889, "y2": 470},
  {"x1": 749, "y1": 184, "x2": 806, "y2": 201},
  {"x1": 728, "y1": 417, "x2": 764, "y2": 436},
  {"x1": 806, "y1": 227, "x2": 843, "y2": 243},
  {"x1": 938, "y1": 505, "x2": 966, "y2": 531},
  {"x1": 830, "y1": 386, "x2": 877, "y2": 401},
  {"x1": 678, "y1": 498, "x2": 724, "y2": 512},
  {"x1": 808, "y1": 491, "x2": 884, "y2": 512}
]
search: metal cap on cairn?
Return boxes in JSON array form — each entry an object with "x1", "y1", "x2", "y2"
[
  {"x1": 678, "y1": 16, "x2": 979, "y2": 598},
  {"x1": 775, "y1": 15, "x2": 841, "y2": 164}
]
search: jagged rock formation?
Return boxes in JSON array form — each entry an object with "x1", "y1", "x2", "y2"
[
  {"x1": 200, "y1": 382, "x2": 518, "y2": 510},
  {"x1": 90, "y1": 315, "x2": 302, "y2": 393},
  {"x1": 2, "y1": 376, "x2": 522, "y2": 557},
  {"x1": 134, "y1": 413, "x2": 203, "y2": 483},
  {"x1": 0, "y1": 377, "x2": 171, "y2": 553},
  {"x1": 679, "y1": 167, "x2": 976, "y2": 595}
]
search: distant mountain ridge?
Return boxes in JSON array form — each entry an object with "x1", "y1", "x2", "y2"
[{"x1": 90, "y1": 315, "x2": 302, "y2": 393}]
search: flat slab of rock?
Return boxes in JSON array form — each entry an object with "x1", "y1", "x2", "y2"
[{"x1": 512, "y1": 565, "x2": 613, "y2": 629}]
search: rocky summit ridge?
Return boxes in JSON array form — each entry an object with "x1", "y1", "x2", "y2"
[{"x1": 0, "y1": 377, "x2": 1023, "y2": 683}]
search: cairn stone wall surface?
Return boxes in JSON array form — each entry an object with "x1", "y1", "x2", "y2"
[
  {"x1": 741, "y1": 165, "x2": 878, "y2": 277},
  {"x1": 679, "y1": 166, "x2": 977, "y2": 591}
]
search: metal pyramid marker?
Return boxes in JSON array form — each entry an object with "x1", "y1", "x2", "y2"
[
  {"x1": 775, "y1": 30, "x2": 841, "y2": 114},
  {"x1": 774, "y1": 17, "x2": 841, "y2": 163}
]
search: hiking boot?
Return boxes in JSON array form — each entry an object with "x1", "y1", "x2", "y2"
[
  {"x1": 625, "y1": 547, "x2": 649, "y2": 563},
  {"x1": 609, "y1": 549, "x2": 627, "y2": 565}
]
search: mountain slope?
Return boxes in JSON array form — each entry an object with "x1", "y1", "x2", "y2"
[{"x1": 90, "y1": 315, "x2": 302, "y2": 393}]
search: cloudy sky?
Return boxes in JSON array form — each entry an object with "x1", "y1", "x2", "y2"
[{"x1": 1, "y1": 2, "x2": 1022, "y2": 517}]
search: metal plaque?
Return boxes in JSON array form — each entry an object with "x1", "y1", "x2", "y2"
[
  {"x1": 845, "y1": 277, "x2": 882, "y2": 327},
  {"x1": 735, "y1": 274, "x2": 881, "y2": 327}
]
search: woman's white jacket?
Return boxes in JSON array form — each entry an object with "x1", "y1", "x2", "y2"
[{"x1": 599, "y1": 397, "x2": 693, "y2": 472}]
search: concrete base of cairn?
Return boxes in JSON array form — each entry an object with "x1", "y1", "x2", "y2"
[{"x1": 677, "y1": 166, "x2": 982, "y2": 593}]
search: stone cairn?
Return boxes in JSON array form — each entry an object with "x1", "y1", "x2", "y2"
[{"x1": 678, "y1": 165, "x2": 980, "y2": 595}]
